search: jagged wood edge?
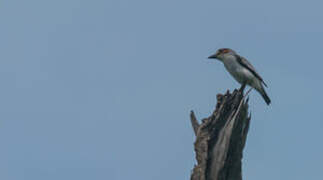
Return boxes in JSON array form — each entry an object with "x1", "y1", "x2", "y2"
[{"x1": 190, "y1": 89, "x2": 251, "y2": 180}]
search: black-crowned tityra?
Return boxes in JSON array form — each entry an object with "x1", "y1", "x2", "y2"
[{"x1": 208, "y1": 48, "x2": 271, "y2": 105}]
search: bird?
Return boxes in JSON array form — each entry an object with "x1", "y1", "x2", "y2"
[{"x1": 208, "y1": 48, "x2": 271, "y2": 105}]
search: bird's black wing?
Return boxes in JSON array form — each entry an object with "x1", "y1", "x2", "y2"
[{"x1": 235, "y1": 55, "x2": 267, "y2": 87}]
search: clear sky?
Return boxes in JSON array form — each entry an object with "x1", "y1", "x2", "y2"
[{"x1": 1, "y1": 0, "x2": 323, "y2": 179}]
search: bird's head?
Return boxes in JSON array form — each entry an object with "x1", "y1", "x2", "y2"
[{"x1": 208, "y1": 48, "x2": 236, "y2": 61}]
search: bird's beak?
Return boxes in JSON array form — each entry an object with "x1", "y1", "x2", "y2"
[{"x1": 208, "y1": 53, "x2": 218, "y2": 59}]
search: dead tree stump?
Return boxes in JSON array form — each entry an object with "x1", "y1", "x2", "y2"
[{"x1": 190, "y1": 89, "x2": 251, "y2": 180}]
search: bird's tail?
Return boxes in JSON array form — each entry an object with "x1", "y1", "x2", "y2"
[{"x1": 260, "y1": 88, "x2": 271, "y2": 105}]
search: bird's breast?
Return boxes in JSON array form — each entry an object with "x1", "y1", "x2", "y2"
[
  {"x1": 223, "y1": 58, "x2": 241, "y2": 75},
  {"x1": 223, "y1": 57, "x2": 253, "y2": 84}
]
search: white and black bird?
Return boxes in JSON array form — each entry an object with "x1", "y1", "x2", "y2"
[{"x1": 208, "y1": 48, "x2": 271, "y2": 105}]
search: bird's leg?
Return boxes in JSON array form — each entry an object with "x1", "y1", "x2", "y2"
[{"x1": 239, "y1": 82, "x2": 247, "y2": 93}]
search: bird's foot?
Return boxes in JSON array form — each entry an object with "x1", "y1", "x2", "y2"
[{"x1": 239, "y1": 83, "x2": 246, "y2": 93}]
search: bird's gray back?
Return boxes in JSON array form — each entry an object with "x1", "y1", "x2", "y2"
[{"x1": 234, "y1": 55, "x2": 267, "y2": 87}]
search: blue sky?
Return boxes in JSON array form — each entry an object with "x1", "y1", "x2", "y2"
[{"x1": 0, "y1": 0, "x2": 323, "y2": 179}]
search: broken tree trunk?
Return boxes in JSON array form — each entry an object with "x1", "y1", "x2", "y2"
[{"x1": 190, "y1": 89, "x2": 251, "y2": 180}]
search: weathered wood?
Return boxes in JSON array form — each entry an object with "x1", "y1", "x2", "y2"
[
  {"x1": 190, "y1": 111, "x2": 200, "y2": 136},
  {"x1": 190, "y1": 89, "x2": 251, "y2": 180}
]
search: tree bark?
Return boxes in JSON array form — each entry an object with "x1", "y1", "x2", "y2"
[{"x1": 190, "y1": 89, "x2": 251, "y2": 180}]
